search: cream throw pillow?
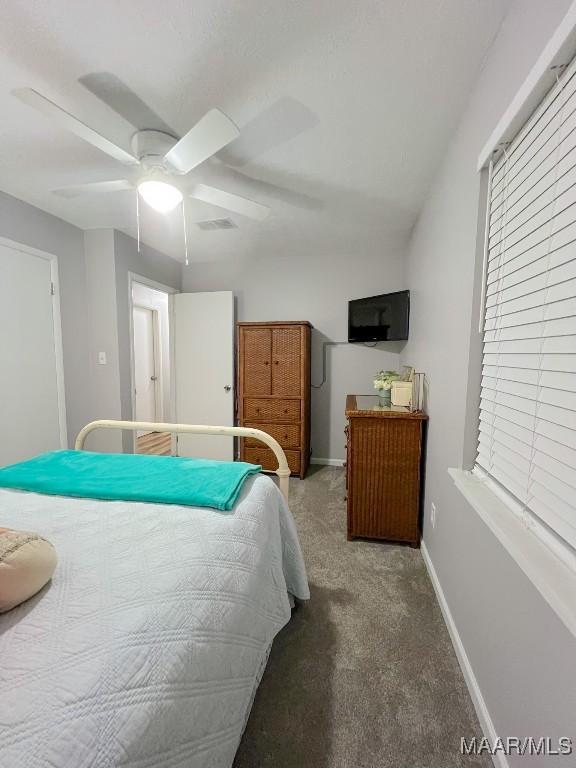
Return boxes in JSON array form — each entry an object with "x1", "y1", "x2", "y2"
[{"x1": 0, "y1": 528, "x2": 57, "y2": 613}]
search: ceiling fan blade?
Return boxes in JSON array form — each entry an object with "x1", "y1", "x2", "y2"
[
  {"x1": 52, "y1": 179, "x2": 133, "y2": 198},
  {"x1": 79, "y1": 72, "x2": 175, "y2": 134},
  {"x1": 205, "y1": 161, "x2": 323, "y2": 211},
  {"x1": 164, "y1": 109, "x2": 240, "y2": 174},
  {"x1": 218, "y1": 97, "x2": 318, "y2": 167},
  {"x1": 190, "y1": 183, "x2": 270, "y2": 221},
  {"x1": 13, "y1": 88, "x2": 139, "y2": 165}
]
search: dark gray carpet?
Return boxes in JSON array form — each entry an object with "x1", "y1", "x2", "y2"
[{"x1": 233, "y1": 466, "x2": 491, "y2": 768}]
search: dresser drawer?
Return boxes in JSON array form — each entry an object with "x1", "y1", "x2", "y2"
[
  {"x1": 243, "y1": 422, "x2": 301, "y2": 449},
  {"x1": 242, "y1": 446, "x2": 301, "y2": 476},
  {"x1": 243, "y1": 398, "x2": 301, "y2": 422}
]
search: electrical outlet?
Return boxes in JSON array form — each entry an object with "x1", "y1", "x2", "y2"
[{"x1": 430, "y1": 502, "x2": 437, "y2": 529}]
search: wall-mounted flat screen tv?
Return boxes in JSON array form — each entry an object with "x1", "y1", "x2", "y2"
[{"x1": 348, "y1": 290, "x2": 410, "y2": 342}]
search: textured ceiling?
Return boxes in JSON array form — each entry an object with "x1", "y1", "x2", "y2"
[{"x1": 0, "y1": 0, "x2": 511, "y2": 262}]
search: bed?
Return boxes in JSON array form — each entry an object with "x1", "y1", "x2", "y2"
[{"x1": 0, "y1": 420, "x2": 309, "y2": 768}]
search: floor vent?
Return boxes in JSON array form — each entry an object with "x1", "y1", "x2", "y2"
[{"x1": 196, "y1": 218, "x2": 237, "y2": 230}]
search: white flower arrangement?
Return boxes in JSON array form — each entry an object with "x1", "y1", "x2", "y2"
[{"x1": 373, "y1": 370, "x2": 400, "y2": 392}]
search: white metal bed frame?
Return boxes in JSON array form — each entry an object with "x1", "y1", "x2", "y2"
[{"x1": 75, "y1": 420, "x2": 291, "y2": 500}]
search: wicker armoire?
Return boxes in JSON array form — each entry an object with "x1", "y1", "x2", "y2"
[{"x1": 237, "y1": 321, "x2": 312, "y2": 479}]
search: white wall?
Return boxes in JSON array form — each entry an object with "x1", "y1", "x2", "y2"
[
  {"x1": 182, "y1": 248, "x2": 405, "y2": 461},
  {"x1": 401, "y1": 0, "x2": 576, "y2": 761},
  {"x1": 132, "y1": 282, "x2": 171, "y2": 421},
  {"x1": 0, "y1": 190, "x2": 91, "y2": 446}
]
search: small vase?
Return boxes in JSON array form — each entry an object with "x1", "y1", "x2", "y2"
[{"x1": 378, "y1": 390, "x2": 391, "y2": 407}]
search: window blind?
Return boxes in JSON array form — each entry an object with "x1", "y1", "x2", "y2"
[{"x1": 477, "y1": 58, "x2": 576, "y2": 556}]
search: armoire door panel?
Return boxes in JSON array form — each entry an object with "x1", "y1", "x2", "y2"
[
  {"x1": 242, "y1": 327, "x2": 272, "y2": 395},
  {"x1": 272, "y1": 327, "x2": 301, "y2": 396}
]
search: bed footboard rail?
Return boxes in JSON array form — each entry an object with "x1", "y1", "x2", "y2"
[{"x1": 75, "y1": 420, "x2": 291, "y2": 500}]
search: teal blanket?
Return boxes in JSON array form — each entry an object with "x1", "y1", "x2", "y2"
[{"x1": 0, "y1": 450, "x2": 262, "y2": 511}]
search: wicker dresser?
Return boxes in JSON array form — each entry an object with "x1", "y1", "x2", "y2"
[
  {"x1": 238, "y1": 321, "x2": 312, "y2": 479},
  {"x1": 345, "y1": 394, "x2": 427, "y2": 546}
]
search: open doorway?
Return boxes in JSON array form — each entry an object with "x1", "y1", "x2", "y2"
[{"x1": 130, "y1": 277, "x2": 175, "y2": 455}]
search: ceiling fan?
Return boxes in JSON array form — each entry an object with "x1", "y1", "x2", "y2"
[{"x1": 12, "y1": 87, "x2": 270, "y2": 220}]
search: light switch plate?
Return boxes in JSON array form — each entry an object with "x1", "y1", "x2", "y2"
[{"x1": 98, "y1": 351, "x2": 107, "y2": 365}]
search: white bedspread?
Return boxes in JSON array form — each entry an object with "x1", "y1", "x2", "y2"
[{"x1": 0, "y1": 474, "x2": 309, "y2": 768}]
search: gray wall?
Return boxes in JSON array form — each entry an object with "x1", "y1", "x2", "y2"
[
  {"x1": 83, "y1": 229, "x2": 182, "y2": 452},
  {"x1": 182, "y1": 249, "x2": 405, "y2": 461},
  {"x1": 0, "y1": 190, "x2": 91, "y2": 445},
  {"x1": 401, "y1": 0, "x2": 576, "y2": 760},
  {"x1": 83, "y1": 230, "x2": 123, "y2": 452}
]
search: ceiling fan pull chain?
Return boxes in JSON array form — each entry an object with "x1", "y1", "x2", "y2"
[
  {"x1": 136, "y1": 190, "x2": 141, "y2": 253},
  {"x1": 182, "y1": 199, "x2": 189, "y2": 266}
]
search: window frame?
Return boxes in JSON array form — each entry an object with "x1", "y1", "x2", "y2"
[{"x1": 450, "y1": 4, "x2": 576, "y2": 640}]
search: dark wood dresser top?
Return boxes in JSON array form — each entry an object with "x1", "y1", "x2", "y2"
[
  {"x1": 346, "y1": 394, "x2": 428, "y2": 420},
  {"x1": 238, "y1": 321, "x2": 313, "y2": 328}
]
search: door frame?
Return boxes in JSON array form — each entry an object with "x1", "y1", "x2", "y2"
[
  {"x1": 128, "y1": 272, "x2": 179, "y2": 453},
  {"x1": 0, "y1": 235, "x2": 68, "y2": 449},
  {"x1": 132, "y1": 304, "x2": 161, "y2": 426}
]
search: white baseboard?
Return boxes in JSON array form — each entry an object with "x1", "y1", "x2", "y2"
[
  {"x1": 310, "y1": 457, "x2": 344, "y2": 467},
  {"x1": 421, "y1": 541, "x2": 507, "y2": 768}
]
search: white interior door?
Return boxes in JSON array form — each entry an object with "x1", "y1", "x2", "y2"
[
  {"x1": 0, "y1": 242, "x2": 64, "y2": 465},
  {"x1": 133, "y1": 305, "x2": 157, "y2": 428},
  {"x1": 173, "y1": 291, "x2": 234, "y2": 460}
]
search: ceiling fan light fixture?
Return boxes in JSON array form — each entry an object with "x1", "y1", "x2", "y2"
[{"x1": 137, "y1": 180, "x2": 183, "y2": 213}]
